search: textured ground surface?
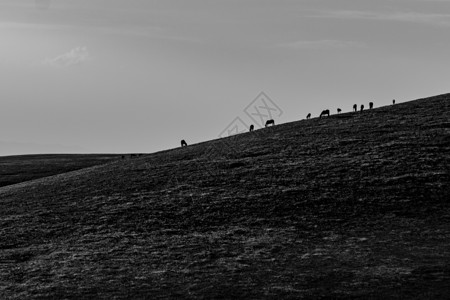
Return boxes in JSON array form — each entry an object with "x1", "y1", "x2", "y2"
[
  {"x1": 0, "y1": 154, "x2": 124, "y2": 188},
  {"x1": 1, "y1": 94, "x2": 449, "y2": 299}
]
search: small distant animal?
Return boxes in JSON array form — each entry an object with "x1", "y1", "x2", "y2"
[
  {"x1": 337, "y1": 108, "x2": 342, "y2": 114},
  {"x1": 320, "y1": 109, "x2": 330, "y2": 118},
  {"x1": 249, "y1": 124, "x2": 254, "y2": 132},
  {"x1": 353, "y1": 104, "x2": 357, "y2": 112},
  {"x1": 306, "y1": 113, "x2": 311, "y2": 119},
  {"x1": 393, "y1": 99, "x2": 396, "y2": 105},
  {"x1": 265, "y1": 119, "x2": 275, "y2": 127},
  {"x1": 181, "y1": 139, "x2": 188, "y2": 147},
  {"x1": 360, "y1": 104, "x2": 364, "y2": 111},
  {"x1": 369, "y1": 102, "x2": 374, "y2": 109}
]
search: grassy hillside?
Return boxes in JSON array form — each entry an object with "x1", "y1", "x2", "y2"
[
  {"x1": 1, "y1": 94, "x2": 449, "y2": 299},
  {"x1": 0, "y1": 154, "x2": 130, "y2": 188}
]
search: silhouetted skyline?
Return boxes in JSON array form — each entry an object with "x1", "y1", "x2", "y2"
[{"x1": 1, "y1": 0, "x2": 449, "y2": 155}]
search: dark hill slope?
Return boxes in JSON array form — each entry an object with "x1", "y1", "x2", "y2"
[
  {"x1": 1, "y1": 94, "x2": 449, "y2": 299},
  {"x1": 0, "y1": 154, "x2": 124, "y2": 188}
]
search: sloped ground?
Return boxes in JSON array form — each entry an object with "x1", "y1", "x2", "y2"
[
  {"x1": 0, "y1": 154, "x2": 124, "y2": 188},
  {"x1": 1, "y1": 94, "x2": 449, "y2": 299}
]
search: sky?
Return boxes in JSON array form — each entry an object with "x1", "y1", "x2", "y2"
[{"x1": 1, "y1": 0, "x2": 450, "y2": 155}]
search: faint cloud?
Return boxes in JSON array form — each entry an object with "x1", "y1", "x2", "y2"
[
  {"x1": 277, "y1": 39, "x2": 366, "y2": 50},
  {"x1": 310, "y1": 10, "x2": 450, "y2": 27},
  {"x1": 385, "y1": 12, "x2": 450, "y2": 26},
  {"x1": 42, "y1": 47, "x2": 90, "y2": 68}
]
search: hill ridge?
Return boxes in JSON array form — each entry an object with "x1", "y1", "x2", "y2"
[
  {"x1": 3, "y1": 92, "x2": 447, "y2": 193},
  {"x1": 0, "y1": 154, "x2": 123, "y2": 189}
]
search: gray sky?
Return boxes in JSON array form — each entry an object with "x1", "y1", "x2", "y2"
[{"x1": 1, "y1": 0, "x2": 449, "y2": 155}]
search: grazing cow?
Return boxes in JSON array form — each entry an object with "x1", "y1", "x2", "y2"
[
  {"x1": 353, "y1": 104, "x2": 357, "y2": 112},
  {"x1": 369, "y1": 102, "x2": 374, "y2": 109},
  {"x1": 360, "y1": 104, "x2": 364, "y2": 111},
  {"x1": 306, "y1": 113, "x2": 311, "y2": 119},
  {"x1": 393, "y1": 99, "x2": 396, "y2": 105},
  {"x1": 265, "y1": 119, "x2": 275, "y2": 127},
  {"x1": 181, "y1": 139, "x2": 188, "y2": 147},
  {"x1": 249, "y1": 124, "x2": 254, "y2": 132},
  {"x1": 337, "y1": 108, "x2": 342, "y2": 114},
  {"x1": 320, "y1": 109, "x2": 330, "y2": 118}
]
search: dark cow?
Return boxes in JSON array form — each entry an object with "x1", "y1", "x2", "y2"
[
  {"x1": 360, "y1": 104, "x2": 364, "y2": 111},
  {"x1": 265, "y1": 119, "x2": 275, "y2": 127},
  {"x1": 369, "y1": 102, "x2": 374, "y2": 109},
  {"x1": 181, "y1": 139, "x2": 188, "y2": 147},
  {"x1": 249, "y1": 124, "x2": 254, "y2": 132},
  {"x1": 353, "y1": 104, "x2": 357, "y2": 112},
  {"x1": 306, "y1": 113, "x2": 311, "y2": 119},
  {"x1": 337, "y1": 108, "x2": 342, "y2": 114},
  {"x1": 393, "y1": 99, "x2": 396, "y2": 105},
  {"x1": 320, "y1": 109, "x2": 330, "y2": 118}
]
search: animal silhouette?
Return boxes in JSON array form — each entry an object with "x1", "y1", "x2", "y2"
[
  {"x1": 265, "y1": 119, "x2": 275, "y2": 127},
  {"x1": 360, "y1": 104, "x2": 364, "y2": 112},
  {"x1": 320, "y1": 109, "x2": 330, "y2": 118},
  {"x1": 306, "y1": 113, "x2": 311, "y2": 119},
  {"x1": 181, "y1": 140, "x2": 188, "y2": 147},
  {"x1": 393, "y1": 99, "x2": 396, "y2": 105},
  {"x1": 369, "y1": 102, "x2": 374, "y2": 109},
  {"x1": 249, "y1": 124, "x2": 254, "y2": 132},
  {"x1": 337, "y1": 108, "x2": 342, "y2": 114},
  {"x1": 353, "y1": 104, "x2": 357, "y2": 112}
]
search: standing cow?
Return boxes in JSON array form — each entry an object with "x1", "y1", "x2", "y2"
[
  {"x1": 181, "y1": 140, "x2": 188, "y2": 147},
  {"x1": 337, "y1": 108, "x2": 342, "y2": 114},
  {"x1": 249, "y1": 124, "x2": 254, "y2": 132},
  {"x1": 306, "y1": 113, "x2": 311, "y2": 119},
  {"x1": 353, "y1": 104, "x2": 357, "y2": 112},
  {"x1": 369, "y1": 102, "x2": 374, "y2": 109}
]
